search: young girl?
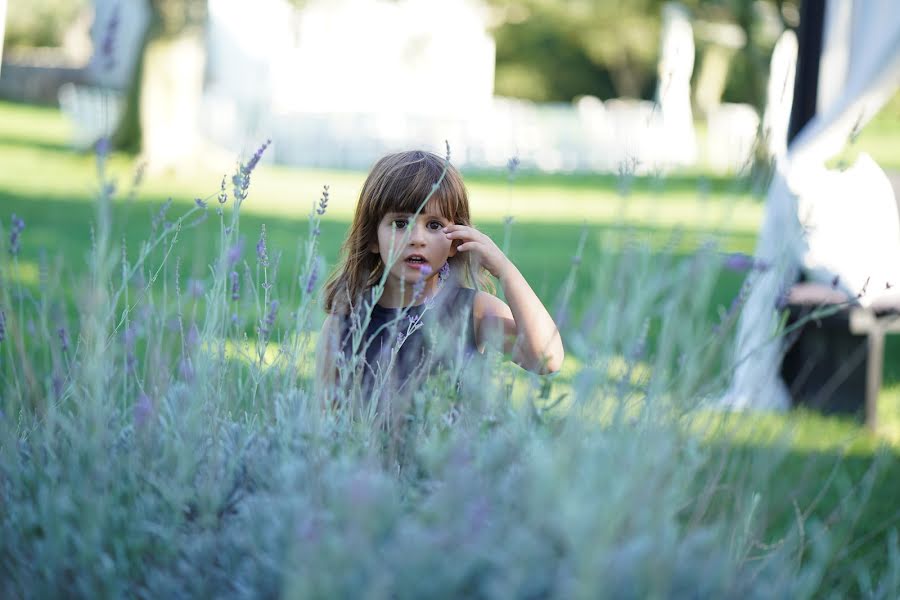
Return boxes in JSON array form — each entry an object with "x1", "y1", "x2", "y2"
[{"x1": 317, "y1": 150, "x2": 563, "y2": 400}]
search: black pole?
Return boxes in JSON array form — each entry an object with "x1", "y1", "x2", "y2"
[{"x1": 787, "y1": 0, "x2": 827, "y2": 145}]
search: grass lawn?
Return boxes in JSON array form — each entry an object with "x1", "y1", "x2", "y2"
[{"x1": 2, "y1": 99, "x2": 899, "y2": 588}]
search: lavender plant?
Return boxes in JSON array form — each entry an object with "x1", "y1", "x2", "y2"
[{"x1": 0, "y1": 141, "x2": 896, "y2": 600}]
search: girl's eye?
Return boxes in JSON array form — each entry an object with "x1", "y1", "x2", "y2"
[
  {"x1": 392, "y1": 219, "x2": 408, "y2": 229},
  {"x1": 427, "y1": 221, "x2": 443, "y2": 231}
]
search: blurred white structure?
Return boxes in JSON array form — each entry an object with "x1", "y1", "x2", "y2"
[
  {"x1": 59, "y1": 0, "x2": 763, "y2": 173},
  {"x1": 201, "y1": 0, "x2": 711, "y2": 173},
  {"x1": 204, "y1": 0, "x2": 497, "y2": 168},
  {"x1": 656, "y1": 2, "x2": 697, "y2": 167},
  {"x1": 723, "y1": 0, "x2": 900, "y2": 412},
  {"x1": 87, "y1": 0, "x2": 151, "y2": 90},
  {"x1": 57, "y1": 82, "x2": 123, "y2": 147},
  {"x1": 761, "y1": 30, "x2": 799, "y2": 161},
  {"x1": 57, "y1": 0, "x2": 149, "y2": 149}
]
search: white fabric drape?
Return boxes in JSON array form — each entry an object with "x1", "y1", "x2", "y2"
[{"x1": 723, "y1": 0, "x2": 900, "y2": 411}]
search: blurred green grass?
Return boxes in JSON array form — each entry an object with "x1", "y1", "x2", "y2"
[{"x1": 1, "y1": 98, "x2": 897, "y2": 416}]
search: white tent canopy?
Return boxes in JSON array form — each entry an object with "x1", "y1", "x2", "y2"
[{"x1": 724, "y1": 0, "x2": 900, "y2": 411}]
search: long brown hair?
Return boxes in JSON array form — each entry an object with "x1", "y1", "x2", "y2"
[{"x1": 323, "y1": 150, "x2": 491, "y2": 314}]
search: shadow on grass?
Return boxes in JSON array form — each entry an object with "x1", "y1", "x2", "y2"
[
  {"x1": 0, "y1": 135, "x2": 79, "y2": 156},
  {"x1": 699, "y1": 438, "x2": 900, "y2": 594},
  {"x1": 461, "y1": 168, "x2": 765, "y2": 198},
  {"x1": 2, "y1": 189, "x2": 897, "y2": 387}
]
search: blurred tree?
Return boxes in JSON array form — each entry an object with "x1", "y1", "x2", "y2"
[
  {"x1": 487, "y1": 0, "x2": 667, "y2": 101},
  {"x1": 719, "y1": 0, "x2": 789, "y2": 108},
  {"x1": 4, "y1": 0, "x2": 88, "y2": 49},
  {"x1": 112, "y1": 0, "x2": 207, "y2": 152},
  {"x1": 113, "y1": 0, "x2": 311, "y2": 154},
  {"x1": 485, "y1": 0, "x2": 794, "y2": 110}
]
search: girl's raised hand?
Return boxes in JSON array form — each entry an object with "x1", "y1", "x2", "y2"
[{"x1": 443, "y1": 224, "x2": 512, "y2": 279}]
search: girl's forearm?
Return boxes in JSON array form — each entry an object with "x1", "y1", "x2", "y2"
[{"x1": 498, "y1": 261, "x2": 564, "y2": 373}]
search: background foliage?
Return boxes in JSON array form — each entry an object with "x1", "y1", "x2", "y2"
[
  {"x1": 3, "y1": 0, "x2": 89, "y2": 50},
  {"x1": 486, "y1": 0, "x2": 795, "y2": 110}
]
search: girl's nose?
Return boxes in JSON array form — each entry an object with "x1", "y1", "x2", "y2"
[{"x1": 408, "y1": 222, "x2": 426, "y2": 244}]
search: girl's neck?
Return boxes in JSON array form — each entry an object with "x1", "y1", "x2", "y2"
[{"x1": 377, "y1": 274, "x2": 442, "y2": 308}]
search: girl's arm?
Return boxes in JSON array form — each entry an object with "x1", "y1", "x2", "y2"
[{"x1": 444, "y1": 225, "x2": 564, "y2": 374}]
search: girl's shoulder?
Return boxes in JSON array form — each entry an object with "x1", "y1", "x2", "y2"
[{"x1": 472, "y1": 289, "x2": 510, "y2": 319}]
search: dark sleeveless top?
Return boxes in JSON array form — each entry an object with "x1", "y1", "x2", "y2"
[{"x1": 340, "y1": 284, "x2": 479, "y2": 396}]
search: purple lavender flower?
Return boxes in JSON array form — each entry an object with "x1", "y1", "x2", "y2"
[
  {"x1": 233, "y1": 139, "x2": 272, "y2": 202},
  {"x1": 506, "y1": 155, "x2": 520, "y2": 181},
  {"x1": 194, "y1": 197, "x2": 208, "y2": 209},
  {"x1": 178, "y1": 357, "x2": 195, "y2": 382},
  {"x1": 134, "y1": 393, "x2": 153, "y2": 428},
  {"x1": 256, "y1": 225, "x2": 269, "y2": 267},
  {"x1": 722, "y1": 252, "x2": 769, "y2": 273},
  {"x1": 305, "y1": 260, "x2": 319, "y2": 295},
  {"x1": 0, "y1": 310, "x2": 5, "y2": 343},
  {"x1": 226, "y1": 238, "x2": 244, "y2": 268},
  {"x1": 132, "y1": 161, "x2": 146, "y2": 189},
  {"x1": 412, "y1": 266, "x2": 431, "y2": 299},
  {"x1": 188, "y1": 278, "x2": 205, "y2": 298},
  {"x1": 123, "y1": 324, "x2": 137, "y2": 349},
  {"x1": 775, "y1": 288, "x2": 791, "y2": 311},
  {"x1": 715, "y1": 282, "x2": 751, "y2": 335},
  {"x1": 95, "y1": 137, "x2": 111, "y2": 159},
  {"x1": 130, "y1": 270, "x2": 146, "y2": 289},
  {"x1": 165, "y1": 316, "x2": 180, "y2": 332},
  {"x1": 317, "y1": 185, "x2": 329, "y2": 215},
  {"x1": 218, "y1": 175, "x2": 228, "y2": 204},
  {"x1": 261, "y1": 300, "x2": 279, "y2": 336},
  {"x1": 230, "y1": 271, "x2": 240, "y2": 301},
  {"x1": 152, "y1": 199, "x2": 172, "y2": 232},
  {"x1": 8, "y1": 214, "x2": 25, "y2": 256},
  {"x1": 58, "y1": 327, "x2": 69, "y2": 353},
  {"x1": 243, "y1": 139, "x2": 271, "y2": 177},
  {"x1": 99, "y1": 2, "x2": 120, "y2": 72},
  {"x1": 186, "y1": 322, "x2": 200, "y2": 349},
  {"x1": 722, "y1": 252, "x2": 753, "y2": 272}
]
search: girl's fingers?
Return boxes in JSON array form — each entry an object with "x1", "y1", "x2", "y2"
[
  {"x1": 444, "y1": 224, "x2": 476, "y2": 236},
  {"x1": 456, "y1": 241, "x2": 479, "y2": 252},
  {"x1": 445, "y1": 227, "x2": 484, "y2": 242}
]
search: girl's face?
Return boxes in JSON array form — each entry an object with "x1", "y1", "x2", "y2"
[{"x1": 370, "y1": 204, "x2": 457, "y2": 287}]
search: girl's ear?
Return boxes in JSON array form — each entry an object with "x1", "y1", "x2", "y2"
[{"x1": 447, "y1": 239, "x2": 458, "y2": 258}]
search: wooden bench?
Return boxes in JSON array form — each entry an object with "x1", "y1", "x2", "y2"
[
  {"x1": 850, "y1": 306, "x2": 900, "y2": 429},
  {"x1": 782, "y1": 282, "x2": 900, "y2": 429}
]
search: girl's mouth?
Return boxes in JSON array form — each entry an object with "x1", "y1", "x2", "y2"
[{"x1": 404, "y1": 256, "x2": 429, "y2": 270}]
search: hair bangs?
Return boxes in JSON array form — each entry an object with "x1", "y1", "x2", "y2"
[{"x1": 372, "y1": 152, "x2": 467, "y2": 224}]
